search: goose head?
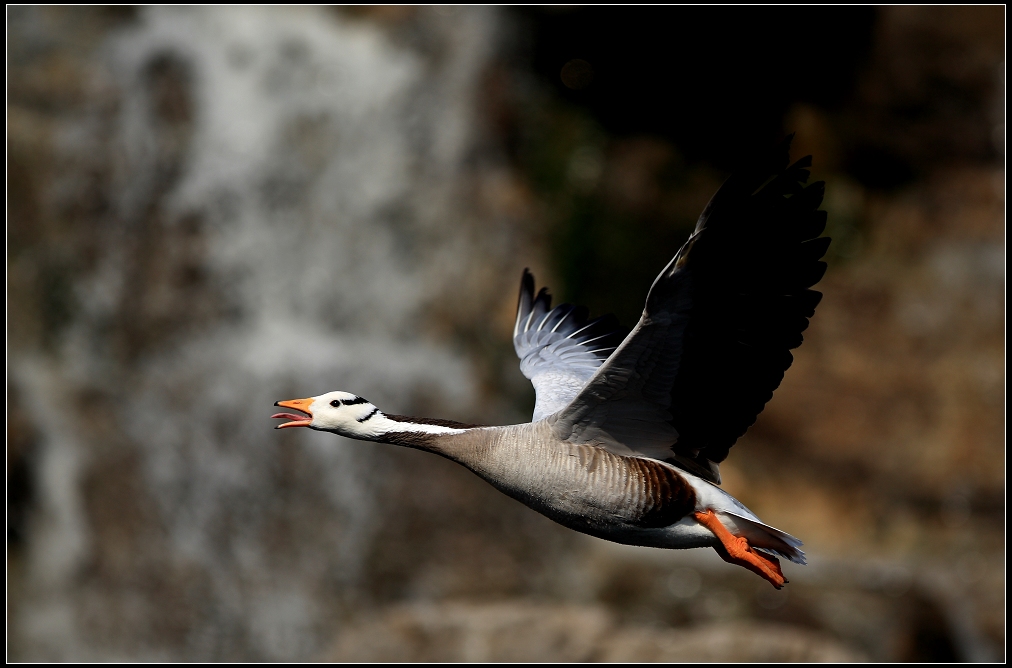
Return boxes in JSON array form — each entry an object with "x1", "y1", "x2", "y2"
[{"x1": 273, "y1": 391, "x2": 379, "y2": 438}]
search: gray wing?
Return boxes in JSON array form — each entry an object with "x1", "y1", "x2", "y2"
[
  {"x1": 550, "y1": 137, "x2": 830, "y2": 483},
  {"x1": 513, "y1": 269, "x2": 627, "y2": 422}
]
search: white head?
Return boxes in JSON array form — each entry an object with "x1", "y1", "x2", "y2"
[
  {"x1": 273, "y1": 391, "x2": 384, "y2": 439},
  {"x1": 272, "y1": 391, "x2": 470, "y2": 441}
]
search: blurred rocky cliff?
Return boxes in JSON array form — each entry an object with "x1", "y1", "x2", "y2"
[{"x1": 7, "y1": 6, "x2": 1004, "y2": 662}]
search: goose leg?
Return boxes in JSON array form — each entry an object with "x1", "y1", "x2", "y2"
[{"x1": 693, "y1": 510, "x2": 787, "y2": 589}]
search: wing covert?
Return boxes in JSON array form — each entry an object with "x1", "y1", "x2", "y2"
[{"x1": 550, "y1": 137, "x2": 830, "y2": 483}]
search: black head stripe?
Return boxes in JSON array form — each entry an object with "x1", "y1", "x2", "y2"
[
  {"x1": 356, "y1": 407, "x2": 379, "y2": 423},
  {"x1": 342, "y1": 396, "x2": 370, "y2": 406}
]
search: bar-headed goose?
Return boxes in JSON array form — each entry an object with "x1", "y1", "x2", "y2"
[{"x1": 273, "y1": 138, "x2": 829, "y2": 588}]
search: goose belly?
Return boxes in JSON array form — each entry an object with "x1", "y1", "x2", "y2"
[{"x1": 460, "y1": 425, "x2": 705, "y2": 546}]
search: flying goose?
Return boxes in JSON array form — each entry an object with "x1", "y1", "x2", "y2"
[{"x1": 273, "y1": 138, "x2": 829, "y2": 588}]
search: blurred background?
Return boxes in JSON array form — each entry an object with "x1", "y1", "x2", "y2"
[{"x1": 6, "y1": 6, "x2": 1004, "y2": 661}]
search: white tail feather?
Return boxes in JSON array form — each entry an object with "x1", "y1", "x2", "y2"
[{"x1": 720, "y1": 511, "x2": 807, "y2": 565}]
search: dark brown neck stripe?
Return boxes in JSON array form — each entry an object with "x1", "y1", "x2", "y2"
[
  {"x1": 383, "y1": 414, "x2": 485, "y2": 430},
  {"x1": 378, "y1": 430, "x2": 440, "y2": 449}
]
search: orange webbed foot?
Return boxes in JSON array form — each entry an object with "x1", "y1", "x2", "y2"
[{"x1": 693, "y1": 510, "x2": 787, "y2": 589}]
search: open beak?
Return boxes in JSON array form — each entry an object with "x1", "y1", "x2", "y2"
[{"x1": 272, "y1": 398, "x2": 314, "y2": 429}]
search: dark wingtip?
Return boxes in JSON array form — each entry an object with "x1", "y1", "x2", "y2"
[
  {"x1": 273, "y1": 401, "x2": 280, "y2": 406},
  {"x1": 516, "y1": 268, "x2": 536, "y2": 324},
  {"x1": 775, "y1": 134, "x2": 796, "y2": 169},
  {"x1": 519, "y1": 268, "x2": 535, "y2": 299},
  {"x1": 790, "y1": 155, "x2": 813, "y2": 170}
]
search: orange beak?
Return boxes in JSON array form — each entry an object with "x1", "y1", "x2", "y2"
[{"x1": 272, "y1": 398, "x2": 314, "y2": 429}]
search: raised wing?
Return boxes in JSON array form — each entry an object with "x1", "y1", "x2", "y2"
[
  {"x1": 514, "y1": 269, "x2": 627, "y2": 421},
  {"x1": 550, "y1": 137, "x2": 830, "y2": 483}
]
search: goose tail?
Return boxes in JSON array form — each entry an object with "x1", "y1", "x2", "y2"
[{"x1": 720, "y1": 511, "x2": 807, "y2": 565}]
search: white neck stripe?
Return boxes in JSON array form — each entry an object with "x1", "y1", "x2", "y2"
[{"x1": 374, "y1": 413, "x2": 467, "y2": 435}]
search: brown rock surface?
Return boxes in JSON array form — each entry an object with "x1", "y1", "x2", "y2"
[{"x1": 322, "y1": 601, "x2": 865, "y2": 662}]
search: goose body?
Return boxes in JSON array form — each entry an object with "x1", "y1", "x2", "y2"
[{"x1": 273, "y1": 138, "x2": 829, "y2": 588}]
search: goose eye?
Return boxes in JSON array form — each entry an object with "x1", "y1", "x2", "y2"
[{"x1": 330, "y1": 400, "x2": 341, "y2": 407}]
